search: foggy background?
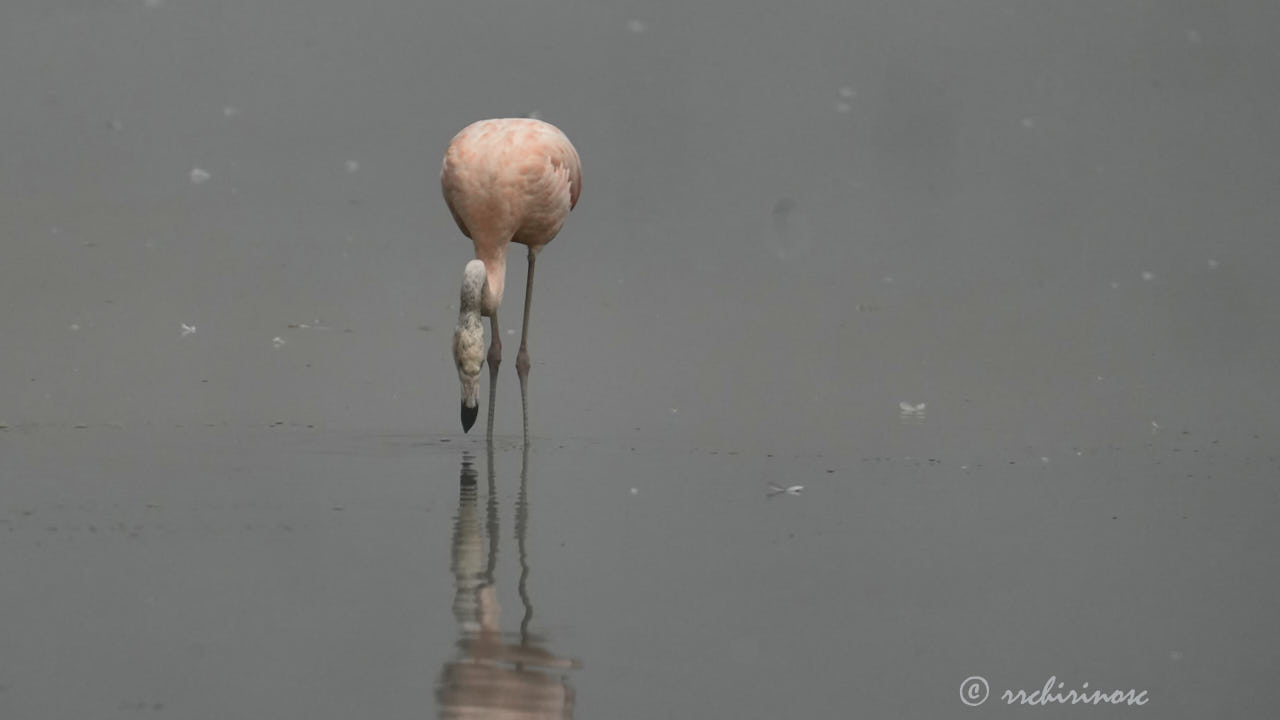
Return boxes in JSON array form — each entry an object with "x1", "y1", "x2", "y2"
[{"x1": 2, "y1": 1, "x2": 1278, "y2": 717}]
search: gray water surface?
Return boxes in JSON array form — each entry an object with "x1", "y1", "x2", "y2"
[{"x1": 3, "y1": 1, "x2": 1279, "y2": 717}]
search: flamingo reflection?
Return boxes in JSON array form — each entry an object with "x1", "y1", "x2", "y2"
[{"x1": 437, "y1": 444, "x2": 581, "y2": 718}]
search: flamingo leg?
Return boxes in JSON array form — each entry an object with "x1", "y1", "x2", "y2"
[
  {"x1": 516, "y1": 249, "x2": 537, "y2": 441},
  {"x1": 486, "y1": 314, "x2": 501, "y2": 440}
]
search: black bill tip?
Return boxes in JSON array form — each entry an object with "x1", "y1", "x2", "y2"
[{"x1": 461, "y1": 402, "x2": 478, "y2": 433}]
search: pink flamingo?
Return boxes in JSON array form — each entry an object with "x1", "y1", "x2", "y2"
[{"x1": 442, "y1": 118, "x2": 582, "y2": 435}]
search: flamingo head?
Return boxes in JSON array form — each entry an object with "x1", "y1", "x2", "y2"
[{"x1": 453, "y1": 260, "x2": 486, "y2": 432}]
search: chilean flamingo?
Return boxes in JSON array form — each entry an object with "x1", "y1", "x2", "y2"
[{"x1": 443, "y1": 118, "x2": 582, "y2": 436}]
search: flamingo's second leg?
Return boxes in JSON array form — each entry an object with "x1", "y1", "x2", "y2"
[
  {"x1": 516, "y1": 249, "x2": 538, "y2": 441},
  {"x1": 487, "y1": 315, "x2": 501, "y2": 439}
]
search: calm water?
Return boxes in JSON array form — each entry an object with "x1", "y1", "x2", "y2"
[{"x1": 3, "y1": 1, "x2": 1279, "y2": 717}]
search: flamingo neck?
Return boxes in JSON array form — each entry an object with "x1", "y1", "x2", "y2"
[
  {"x1": 459, "y1": 260, "x2": 487, "y2": 316},
  {"x1": 475, "y1": 244, "x2": 508, "y2": 316}
]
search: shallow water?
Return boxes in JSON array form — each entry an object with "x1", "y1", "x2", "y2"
[
  {"x1": 3, "y1": 0, "x2": 1280, "y2": 717},
  {"x1": 3, "y1": 425, "x2": 1275, "y2": 717}
]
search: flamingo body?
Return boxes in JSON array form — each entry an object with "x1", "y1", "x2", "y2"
[
  {"x1": 442, "y1": 118, "x2": 581, "y2": 316},
  {"x1": 442, "y1": 118, "x2": 582, "y2": 434}
]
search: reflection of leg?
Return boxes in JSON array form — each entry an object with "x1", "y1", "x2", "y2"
[
  {"x1": 516, "y1": 250, "x2": 536, "y2": 442},
  {"x1": 516, "y1": 440, "x2": 532, "y2": 639},
  {"x1": 485, "y1": 436, "x2": 499, "y2": 579},
  {"x1": 486, "y1": 315, "x2": 501, "y2": 440}
]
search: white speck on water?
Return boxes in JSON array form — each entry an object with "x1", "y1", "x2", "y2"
[
  {"x1": 835, "y1": 101, "x2": 852, "y2": 114},
  {"x1": 1040, "y1": 456, "x2": 1050, "y2": 464},
  {"x1": 189, "y1": 168, "x2": 211, "y2": 184},
  {"x1": 1141, "y1": 270, "x2": 1155, "y2": 281},
  {"x1": 223, "y1": 105, "x2": 239, "y2": 117},
  {"x1": 669, "y1": 408, "x2": 678, "y2": 414},
  {"x1": 506, "y1": 329, "x2": 514, "y2": 335},
  {"x1": 626, "y1": 19, "x2": 647, "y2": 33},
  {"x1": 838, "y1": 85, "x2": 856, "y2": 99},
  {"x1": 69, "y1": 323, "x2": 81, "y2": 332},
  {"x1": 1151, "y1": 420, "x2": 1161, "y2": 434},
  {"x1": 899, "y1": 402, "x2": 927, "y2": 424},
  {"x1": 181, "y1": 323, "x2": 196, "y2": 337},
  {"x1": 272, "y1": 336, "x2": 286, "y2": 348},
  {"x1": 629, "y1": 487, "x2": 638, "y2": 495},
  {"x1": 1207, "y1": 259, "x2": 1219, "y2": 269},
  {"x1": 1021, "y1": 117, "x2": 1035, "y2": 128},
  {"x1": 767, "y1": 483, "x2": 805, "y2": 497},
  {"x1": 344, "y1": 160, "x2": 359, "y2": 173},
  {"x1": 1186, "y1": 30, "x2": 1202, "y2": 45}
]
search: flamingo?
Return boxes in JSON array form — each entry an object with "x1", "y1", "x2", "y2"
[{"x1": 443, "y1": 118, "x2": 582, "y2": 436}]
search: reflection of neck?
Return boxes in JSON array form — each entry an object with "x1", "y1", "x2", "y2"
[{"x1": 449, "y1": 454, "x2": 485, "y2": 631}]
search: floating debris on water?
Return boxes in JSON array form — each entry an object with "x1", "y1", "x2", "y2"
[
  {"x1": 767, "y1": 483, "x2": 804, "y2": 497},
  {"x1": 286, "y1": 321, "x2": 333, "y2": 331},
  {"x1": 899, "y1": 401, "x2": 927, "y2": 424},
  {"x1": 1141, "y1": 270, "x2": 1155, "y2": 281},
  {"x1": 69, "y1": 323, "x2": 81, "y2": 332},
  {"x1": 181, "y1": 323, "x2": 196, "y2": 336},
  {"x1": 189, "y1": 168, "x2": 211, "y2": 184},
  {"x1": 272, "y1": 336, "x2": 286, "y2": 348}
]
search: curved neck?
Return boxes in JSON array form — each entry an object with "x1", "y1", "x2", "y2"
[
  {"x1": 459, "y1": 260, "x2": 487, "y2": 316},
  {"x1": 473, "y1": 242, "x2": 508, "y2": 316}
]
